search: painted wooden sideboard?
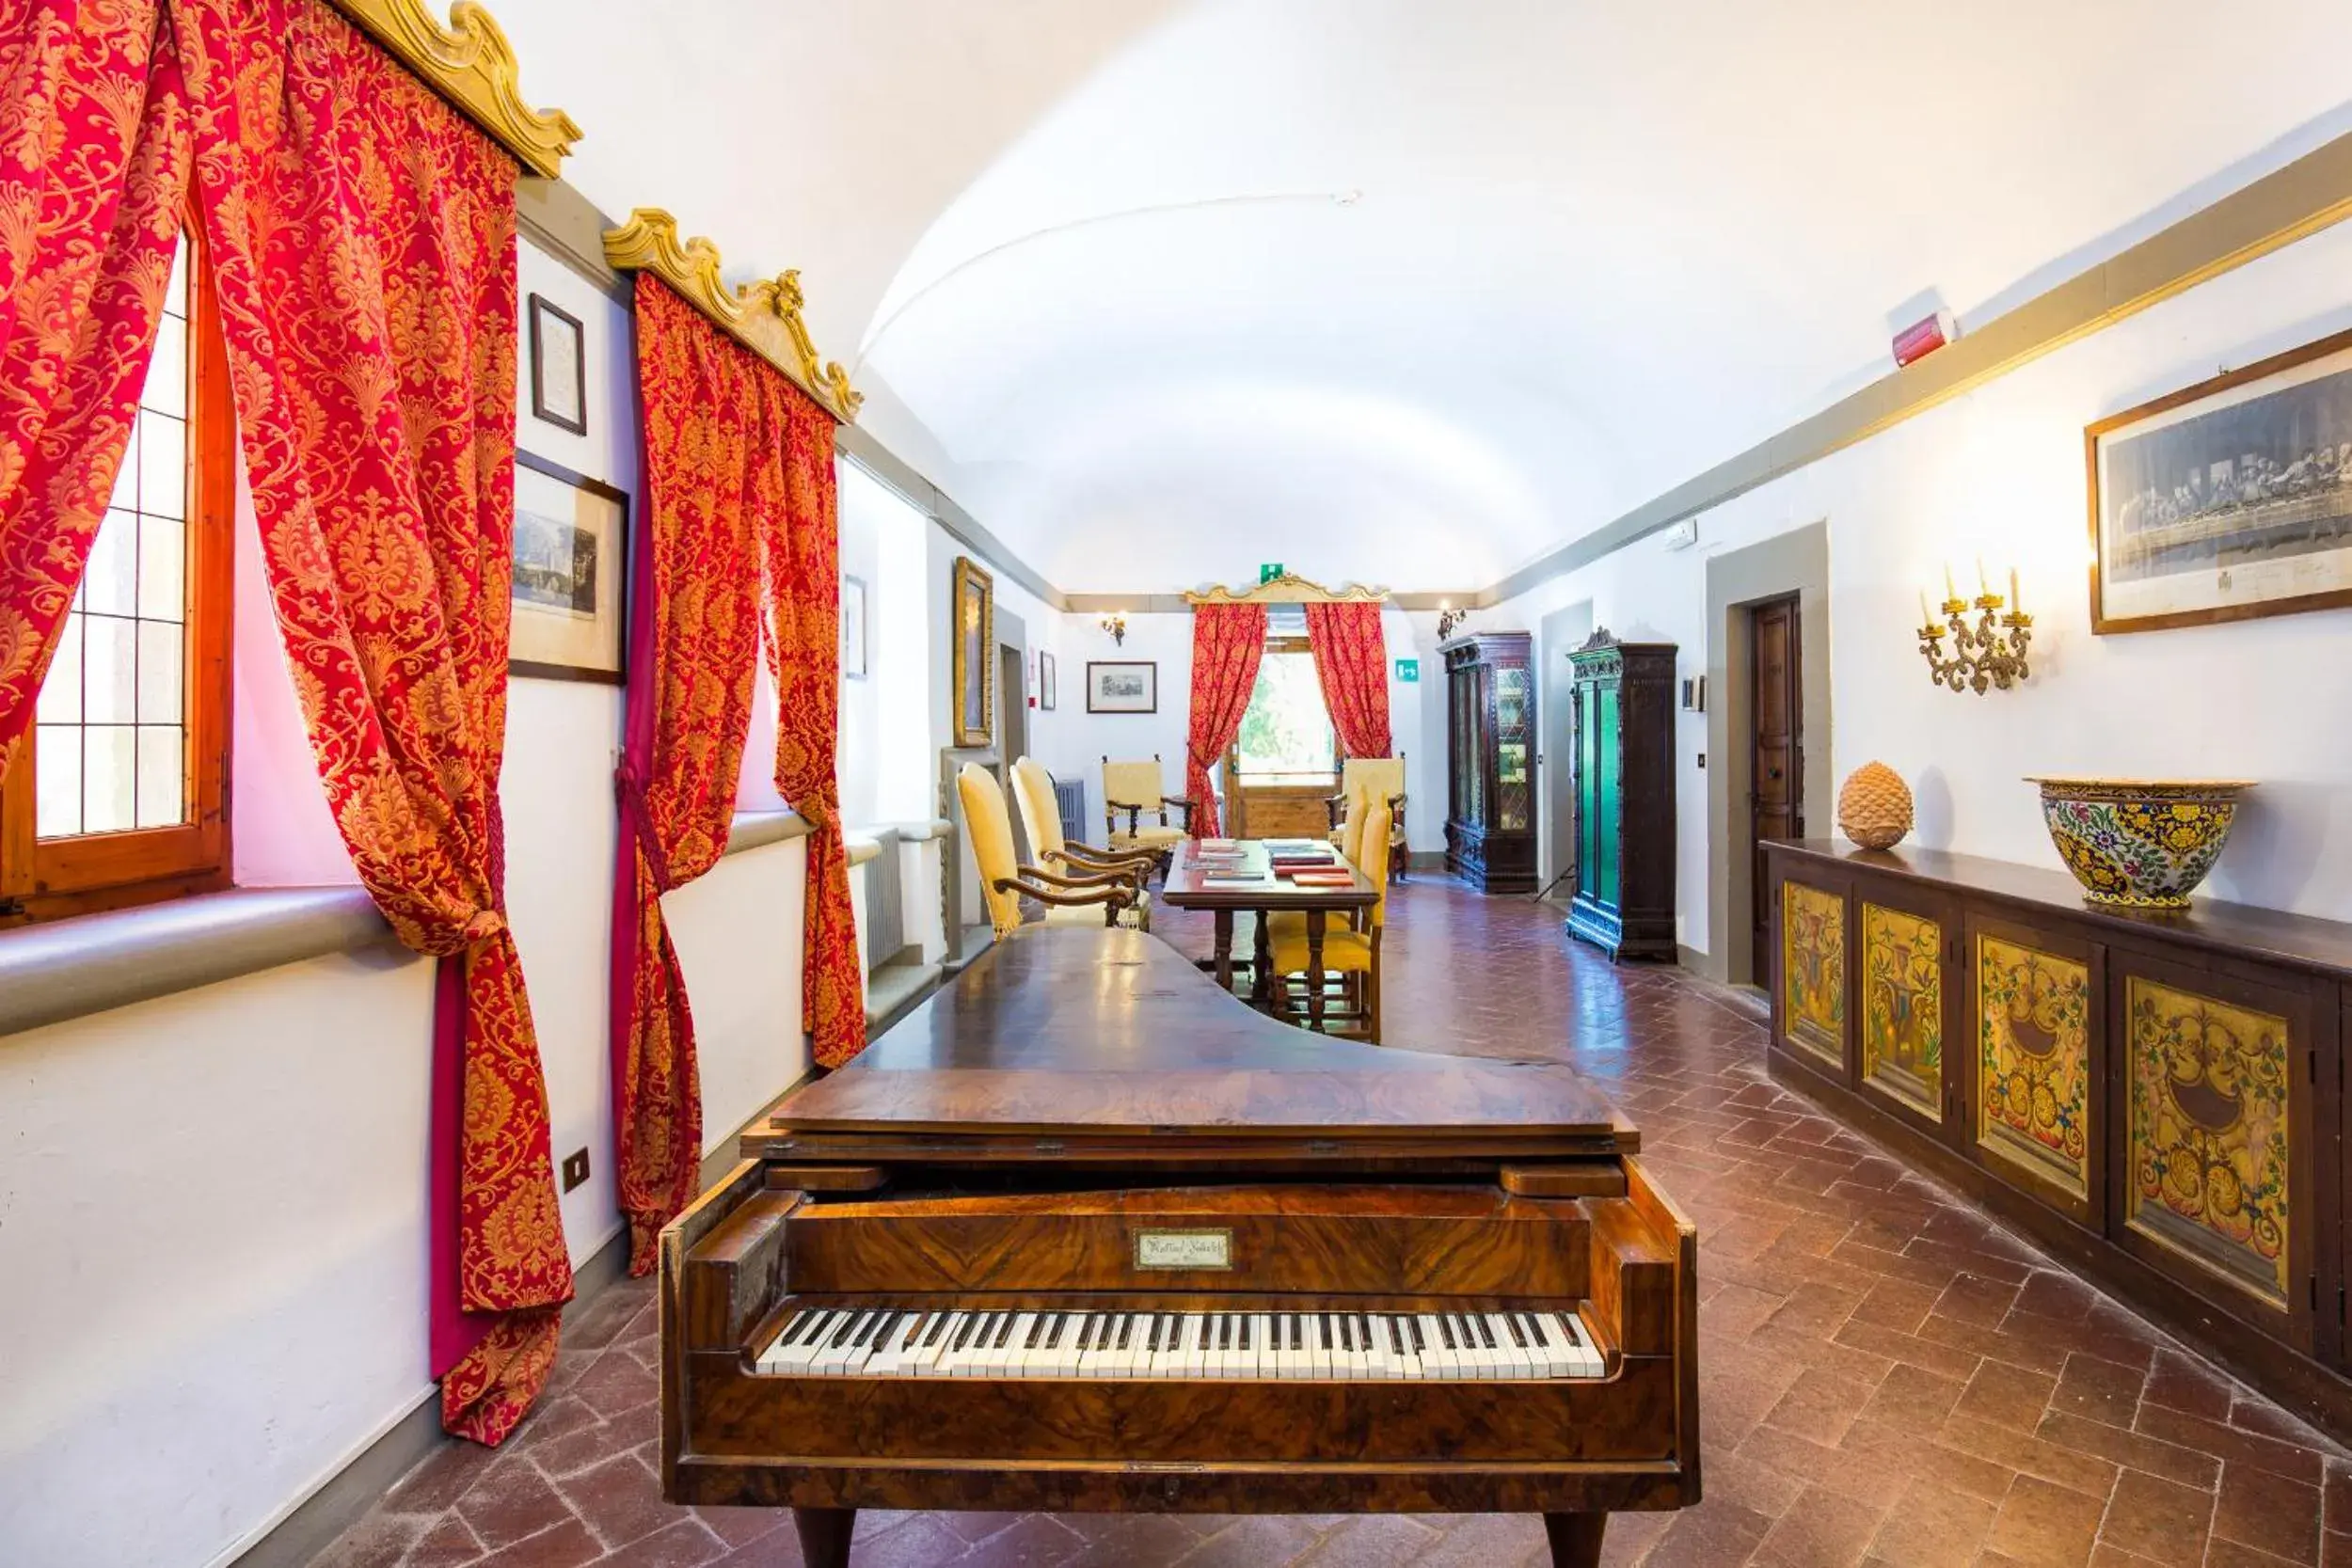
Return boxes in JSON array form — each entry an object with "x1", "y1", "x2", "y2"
[{"x1": 1763, "y1": 839, "x2": 2352, "y2": 1438}]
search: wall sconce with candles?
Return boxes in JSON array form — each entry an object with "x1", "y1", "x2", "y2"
[
  {"x1": 1918, "y1": 560, "x2": 2032, "y2": 694},
  {"x1": 1099, "y1": 612, "x2": 1127, "y2": 646},
  {"x1": 1436, "y1": 602, "x2": 1469, "y2": 641}
]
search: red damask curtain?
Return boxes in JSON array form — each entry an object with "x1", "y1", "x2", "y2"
[
  {"x1": 175, "y1": 0, "x2": 570, "y2": 1444},
  {"x1": 766, "y1": 390, "x2": 865, "y2": 1069},
  {"x1": 1184, "y1": 603, "x2": 1266, "y2": 837},
  {"x1": 611, "y1": 275, "x2": 779, "y2": 1274},
  {"x1": 0, "y1": 0, "x2": 193, "y2": 764},
  {"x1": 0, "y1": 0, "x2": 568, "y2": 1444},
  {"x1": 1304, "y1": 600, "x2": 1391, "y2": 759}
]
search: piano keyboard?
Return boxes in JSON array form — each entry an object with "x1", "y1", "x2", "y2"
[{"x1": 756, "y1": 1306, "x2": 1605, "y2": 1380}]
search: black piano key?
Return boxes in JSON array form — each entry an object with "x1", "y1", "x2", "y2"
[
  {"x1": 1408, "y1": 1316, "x2": 1426, "y2": 1353},
  {"x1": 1357, "y1": 1312, "x2": 1374, "y2": 1353},
  {"x1": 1341, "y1": 1314, "x2": 1356, "y2": 1354},
  {"x1": 992, "y1": 1313, "x2": 1017, "y2": 1349},
  {"x1": 1239, "y1": 1316, "x2": 1251, "y2": 1352},
  {"x1": 1118, "y1": 1315, "x2": 1135, "y2": 1351},
  {"x1": 1290, "y1": 1315, "x2": 1303, "y2": 1352},
  {"x1": 780, "y1": 1310, "x2": 821, "y2": 1347},
  {"x1": 1094, "y1": 1314, "x2": 1115, "y2": 1352},
  {"x1": 950, "y1": 1313, "x2": 982, "y2": 1352},
  {"x1": 1502, "y1": 1313, "x2": 1529, "y2": 1349},
  {"x1": 923, "y1": 1312, "x2": 953, "y2": 1348},
  {"x1": 863, "y1": 1310, "x2": 899, "y2": 1350},
  {"x1": 1388, "y1": 1316, "x2": 1406, "y2": 1354},
  {"x1": 1438, "y1": 1315, "x2": 1457, "y2": 1351},
  {"x1": 1319, "y1": 1310, "x2": 1333, "y2": 1350},
  {"x1": 829, "y1": 1310, "x2": 869, "y2": 1350}
]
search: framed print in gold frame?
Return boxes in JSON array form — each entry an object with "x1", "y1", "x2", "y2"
[
  {"x1": 951, "y1": 555, "x2": 994, "y2": 746},
  {"x1": 2087, "y1": 325, "x2": 2352, "y2": 634}
]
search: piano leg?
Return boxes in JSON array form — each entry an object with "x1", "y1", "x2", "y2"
[
  {"x1": 792, "y1": 1506, "x2": 856, "y2": 1568},
  {"x1": 1543, "y1": 1511, "x2": 1608, "y2": 1568}
]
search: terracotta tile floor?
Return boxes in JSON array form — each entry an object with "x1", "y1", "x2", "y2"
[{"x1": 313, "y1": 877, "x2": 2352, "y2": 1568}]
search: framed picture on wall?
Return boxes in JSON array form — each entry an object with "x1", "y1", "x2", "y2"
[
  {"x1": 840, "y1": 573, "x2": 867, "y2": 679},
  {"x1": 1038, "y1": 650, "x2": 1057, "y2": 710},
  {"x1": 2088, "y1": 324, "x2": 2352, "y2": 633},
  {"x1": 1087, "y1": 659, "x2": 1157, "y2": 714},
  {"x1": 951, "y1": 556, "x2": 994, "y2": 745},
  {"x1": 527, "y1": 293, "x2": 587, "y2": 436},
  {"x1": 510, "y1": 451, "x2": 628, "y2": 684}
]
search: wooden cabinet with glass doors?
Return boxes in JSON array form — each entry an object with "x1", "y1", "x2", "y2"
[{"x1": 1441, "y1": 632, "x2": 1534, "y2": 893}]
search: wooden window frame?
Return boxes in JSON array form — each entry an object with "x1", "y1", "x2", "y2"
[
  {"x1": 0, "y1": 216, "x2": 236, "y2": 926},
  {"x1": 1232, "y1": 636, "x2": 1340, "y2": 787}
]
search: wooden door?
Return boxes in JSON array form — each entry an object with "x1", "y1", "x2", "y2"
[{"x1": 1749, "y1": 596, "x2": 1803, "y2": 984}]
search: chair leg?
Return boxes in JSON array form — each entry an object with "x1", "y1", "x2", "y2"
[{"x1": 1368, "y1": 959, "x2": 1382, "y2": 1044}]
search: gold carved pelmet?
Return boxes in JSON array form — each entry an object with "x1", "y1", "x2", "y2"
[
  {"x1": 1184, "y1": 572, "x2": 1387, "y2": 607},
  {"x1": 602, "y1": 210, "x2": 863, "y2": 423},
  {"x1": 324, "y1": 0, "x2": 580, "y2": 178}
]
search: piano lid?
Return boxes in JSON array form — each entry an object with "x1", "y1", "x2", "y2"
[{"x1": 768, "y1": 927, "x2": 1636, "y2": 1152}]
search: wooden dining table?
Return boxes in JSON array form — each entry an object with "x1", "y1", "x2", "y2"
[{"x1": 1155, "y1": 838, "x2": 1380, "y2": 1032}]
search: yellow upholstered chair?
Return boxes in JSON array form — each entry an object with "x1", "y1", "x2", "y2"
[
  {"x1": 1269, "y1": 799, "x2": 1393, "y2": 1042},
  {"x1": 1326, "y1": 754, "x2": 1408, "y2": 882},
  {"x1": 1101, "y1": 754, "x2": 1194, "y2": 867},
  {"x1": 1007, "y1": 761, "x2": 1162, "y2": 893},
  {"x1": 958, "y1": 763, "x2": 1145, "y2": 939}
]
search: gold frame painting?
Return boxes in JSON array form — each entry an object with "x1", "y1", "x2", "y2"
[{"x1": 952, "y1": 556, "x2": 994, "y2": 747}]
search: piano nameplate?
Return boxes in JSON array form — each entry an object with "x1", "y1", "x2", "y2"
[{"x1": 1135, "y1": 1229, "x2": 1233, "y2": 1271}]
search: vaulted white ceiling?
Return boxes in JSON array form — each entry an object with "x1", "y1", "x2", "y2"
[{"x1": 492, "y1": 0, "x2": 2352, "y2": 594}]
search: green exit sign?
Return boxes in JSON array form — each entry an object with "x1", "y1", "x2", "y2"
[
  {"x1": 1394, "y1": 658, "x2": 1420, "y2": 683},
  {"x1": 1260, "y1": 562, "x2": 1285, "y2": 583}
]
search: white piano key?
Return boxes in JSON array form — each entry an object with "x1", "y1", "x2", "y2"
[
  {"x1": 1555, "y1": 1310, "x2": 1603, "y2": 1377},
  {"x1": 1531, "y1": 1311, "x2": 1579, "y2": 1378}
]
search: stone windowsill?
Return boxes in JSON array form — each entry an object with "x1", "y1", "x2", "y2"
[{"x1": 3, "y1": 809, "x2": 813, "y2": 1039}]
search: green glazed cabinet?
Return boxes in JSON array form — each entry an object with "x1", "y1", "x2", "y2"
[
  {"x1": 1441, "y1": 632, "x2": 1536, "y2": 893},
  {"x1": 1565, "y1": 631, "x2": 1678, "y2": 961}
]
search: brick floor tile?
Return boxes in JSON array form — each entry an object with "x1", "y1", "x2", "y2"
[
  {"x1": 1408, "y1": 1513, "x2": 1552, "y2": 1568},
  {"x1": 961, "y1": 1513, "x2": 1086, "y2": 1566},
  {"x1": 2052, "y1": 1354, "x2": 2152, "y2": 1431},
  {"x1": 409, "y1": 1516, "x2": 490, "y2": 1568},
  {"x1": 557, "y1": 1451, "x2": 671, "y2": 1553},
  {"x1": 1851, "y1": 1277, "x2": 1946, "y2": 1336},
  {"x1": 1942, "y1": 1414, "x2": 2122, "y2": 1499},
  {"x1": 1833, "y1": 1317, "x2": 1987, "y2": 1383},
  {"x1": 691, "y1": 1506, "x2": 792, "y2": 1553},
  {"x1": 2206, "y1": 1543, "x2": 2309, "y2": 1568},
  {"x1": 2093, "y1": 1469, "x2": 2213, "y2": 1567},
  {"x1": 1863, "y1": 1475, "x2": 1998, "y2": 1568},
  {"x1": 1988, "y1": 1476, "x2": 2108, "y2": 1568},
  {"x1": 1642, "y1": 1500, "x2": 1773, "y2": 1568},
  {"x1": 2139, "y1": 1353, "x2": 2233, "y2": 1424},
  {"x1": 596, "y1": 1519, "x2": 728, "y2": 1568},
  {"x1": 1288, "y1": 1514, "x2": 1439, "y2": 1566},
  {"x1": 456, "y1": 1463, "x2": 582, "y2": 1552},
  {"x1": 2135, "y1": 1406, "x2": 2327, "y2": 1486},
  {"x1": 1761, "y1": 1367, "x2": 1882, "y2": 1448},
  {"x1": 2212, "y1": 1466, "x2": 2323, "y2": 1564},
  {"x1": 1169, "y1": 1515, "x2": 1325, "y2": 1567},
  {"x1": 1937, "y1": 1273, "x2": 2026, "y2": 1328},
  {"x1": 1858, "y1": 1362, "x2": 1967, "y2": 1429},
  {"x1": 474, "y1": 1518, "x2": 607, "y2": 1568},
  {"x1": 307, "y1": 1513, "x2": 427, "y2": 1568},
  {"x1": 1958, "y1": 1363, "x2": 2063, "y2": 1434},
  {"x1": 567, "y1": 1350, "x2": 660, "y2": 1422},
  {"x1": 2035, "y1": 1410, "x2": 2219, "y2": 1491},
  {"x1": 1752, "y1": 1484, "x2": 1885, "y2": 1567}
]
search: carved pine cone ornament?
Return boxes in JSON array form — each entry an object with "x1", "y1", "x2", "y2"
[{"x1": 1837, "y1": 761, "x2": 1914, "y2": 850}]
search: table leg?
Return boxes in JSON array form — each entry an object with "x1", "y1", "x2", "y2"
[
  {"x1": 1306, "y1": 909, "x2": 1327, "y2": 1032},
  {"x1": 1250, "y1": 911, "x2": 1273, "y2": 1006},
  {"x1": 1213, "y1": 909, "x2": 1235, "y2": 992},
  {"x1": 793, "y1": 1508, "x2": 856, "y2": 1568},
  {"x1": 1543, "y1": 1512, "x2": 1606, "y2": 1568}
]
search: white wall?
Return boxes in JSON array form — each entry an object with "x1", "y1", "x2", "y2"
[
  {"x1": 1495, "y1": 214, "x2": 2352, "y2": 954},
  {"x1": 0, "y1": 237, "x2": 828, "y2": 1568}
]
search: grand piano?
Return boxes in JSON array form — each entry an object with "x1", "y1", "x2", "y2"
[{"x1": 658, "y1": 927, "x2": 1701, "y2": 1567}]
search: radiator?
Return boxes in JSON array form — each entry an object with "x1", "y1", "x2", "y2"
[{"x1": 1054, "y1": 776, "x2": 1088, "y2": 848}]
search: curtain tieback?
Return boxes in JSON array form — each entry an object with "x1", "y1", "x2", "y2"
[{"x1": 612, "y1": 763, "x2": 677, "y2": 892}]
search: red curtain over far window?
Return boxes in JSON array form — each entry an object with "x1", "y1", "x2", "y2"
[
  {"x1": 1304, "y1": 600, "x2": 1392, "y2": 760},
  {"x1": 766, "y1": 391, "x2": 865, "y2": 1069},
  {"x1": 1184, "y1": 603, "x2": 1266, "y2": 836}
]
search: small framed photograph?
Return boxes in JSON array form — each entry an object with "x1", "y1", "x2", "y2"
[
  {"x1": 510, "y1": 451, "x2": 627, "y2": 684},
  {"x1": 1087, "y1": 659, "x2": 1156, "y2": 714},
  {"x1": 840, "y1": 573, "x2": 867, "y2": 679},
  {"x1": 2088, "y1": 325, "x2": 2352, "y2": 633},
  {"x1": 1038, "y1": 649, "x2": 1057, "y2": 711},
  {"x1": 528, "y1": 293, "x2": 586, "y2": 436}
]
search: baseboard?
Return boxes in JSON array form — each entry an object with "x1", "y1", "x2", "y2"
[
  {"x1": 1406, "y1": 849, "x2": 1447, "y2": 873},
  {"x1": 228, "y1": 1224, "x2": 634, "y2": 1568}
]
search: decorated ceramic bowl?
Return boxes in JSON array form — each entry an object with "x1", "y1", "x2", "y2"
[{"x1": 2026, "y1": 777, "x2": 2254, "y2": 910}]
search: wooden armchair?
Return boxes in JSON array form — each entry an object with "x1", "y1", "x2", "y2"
[
  {"x1": 958, "y1": 763, "x2": 1142, "y2": 939},
  {"x1": 1010, "y1": 757, "x2": 1159, "y2": 891},
  {"x1": 1271, "y1": 799, "x2": 1395, "y2": 1042},
  {"x1": 1101, "y1": 755, "x2": 1195, "y2": 869},
  {"x1": 1326, "y1": 753, "x2": 1408, "y2": 882}
]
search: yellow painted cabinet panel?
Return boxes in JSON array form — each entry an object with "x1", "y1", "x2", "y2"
[
  {"x1": 1861, "y1": 902, "x2": 1944, "y2": 1121},
  {"x1": 2124, "y1": 975, "x2": 2292, "y2": 1312},
  {"x1": 1781, "y1": 879, "x2": 1845, "y2": 1069},
  {"x1": 1977, "y1": 935, "x2": 2092, "y2": 1203}
]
